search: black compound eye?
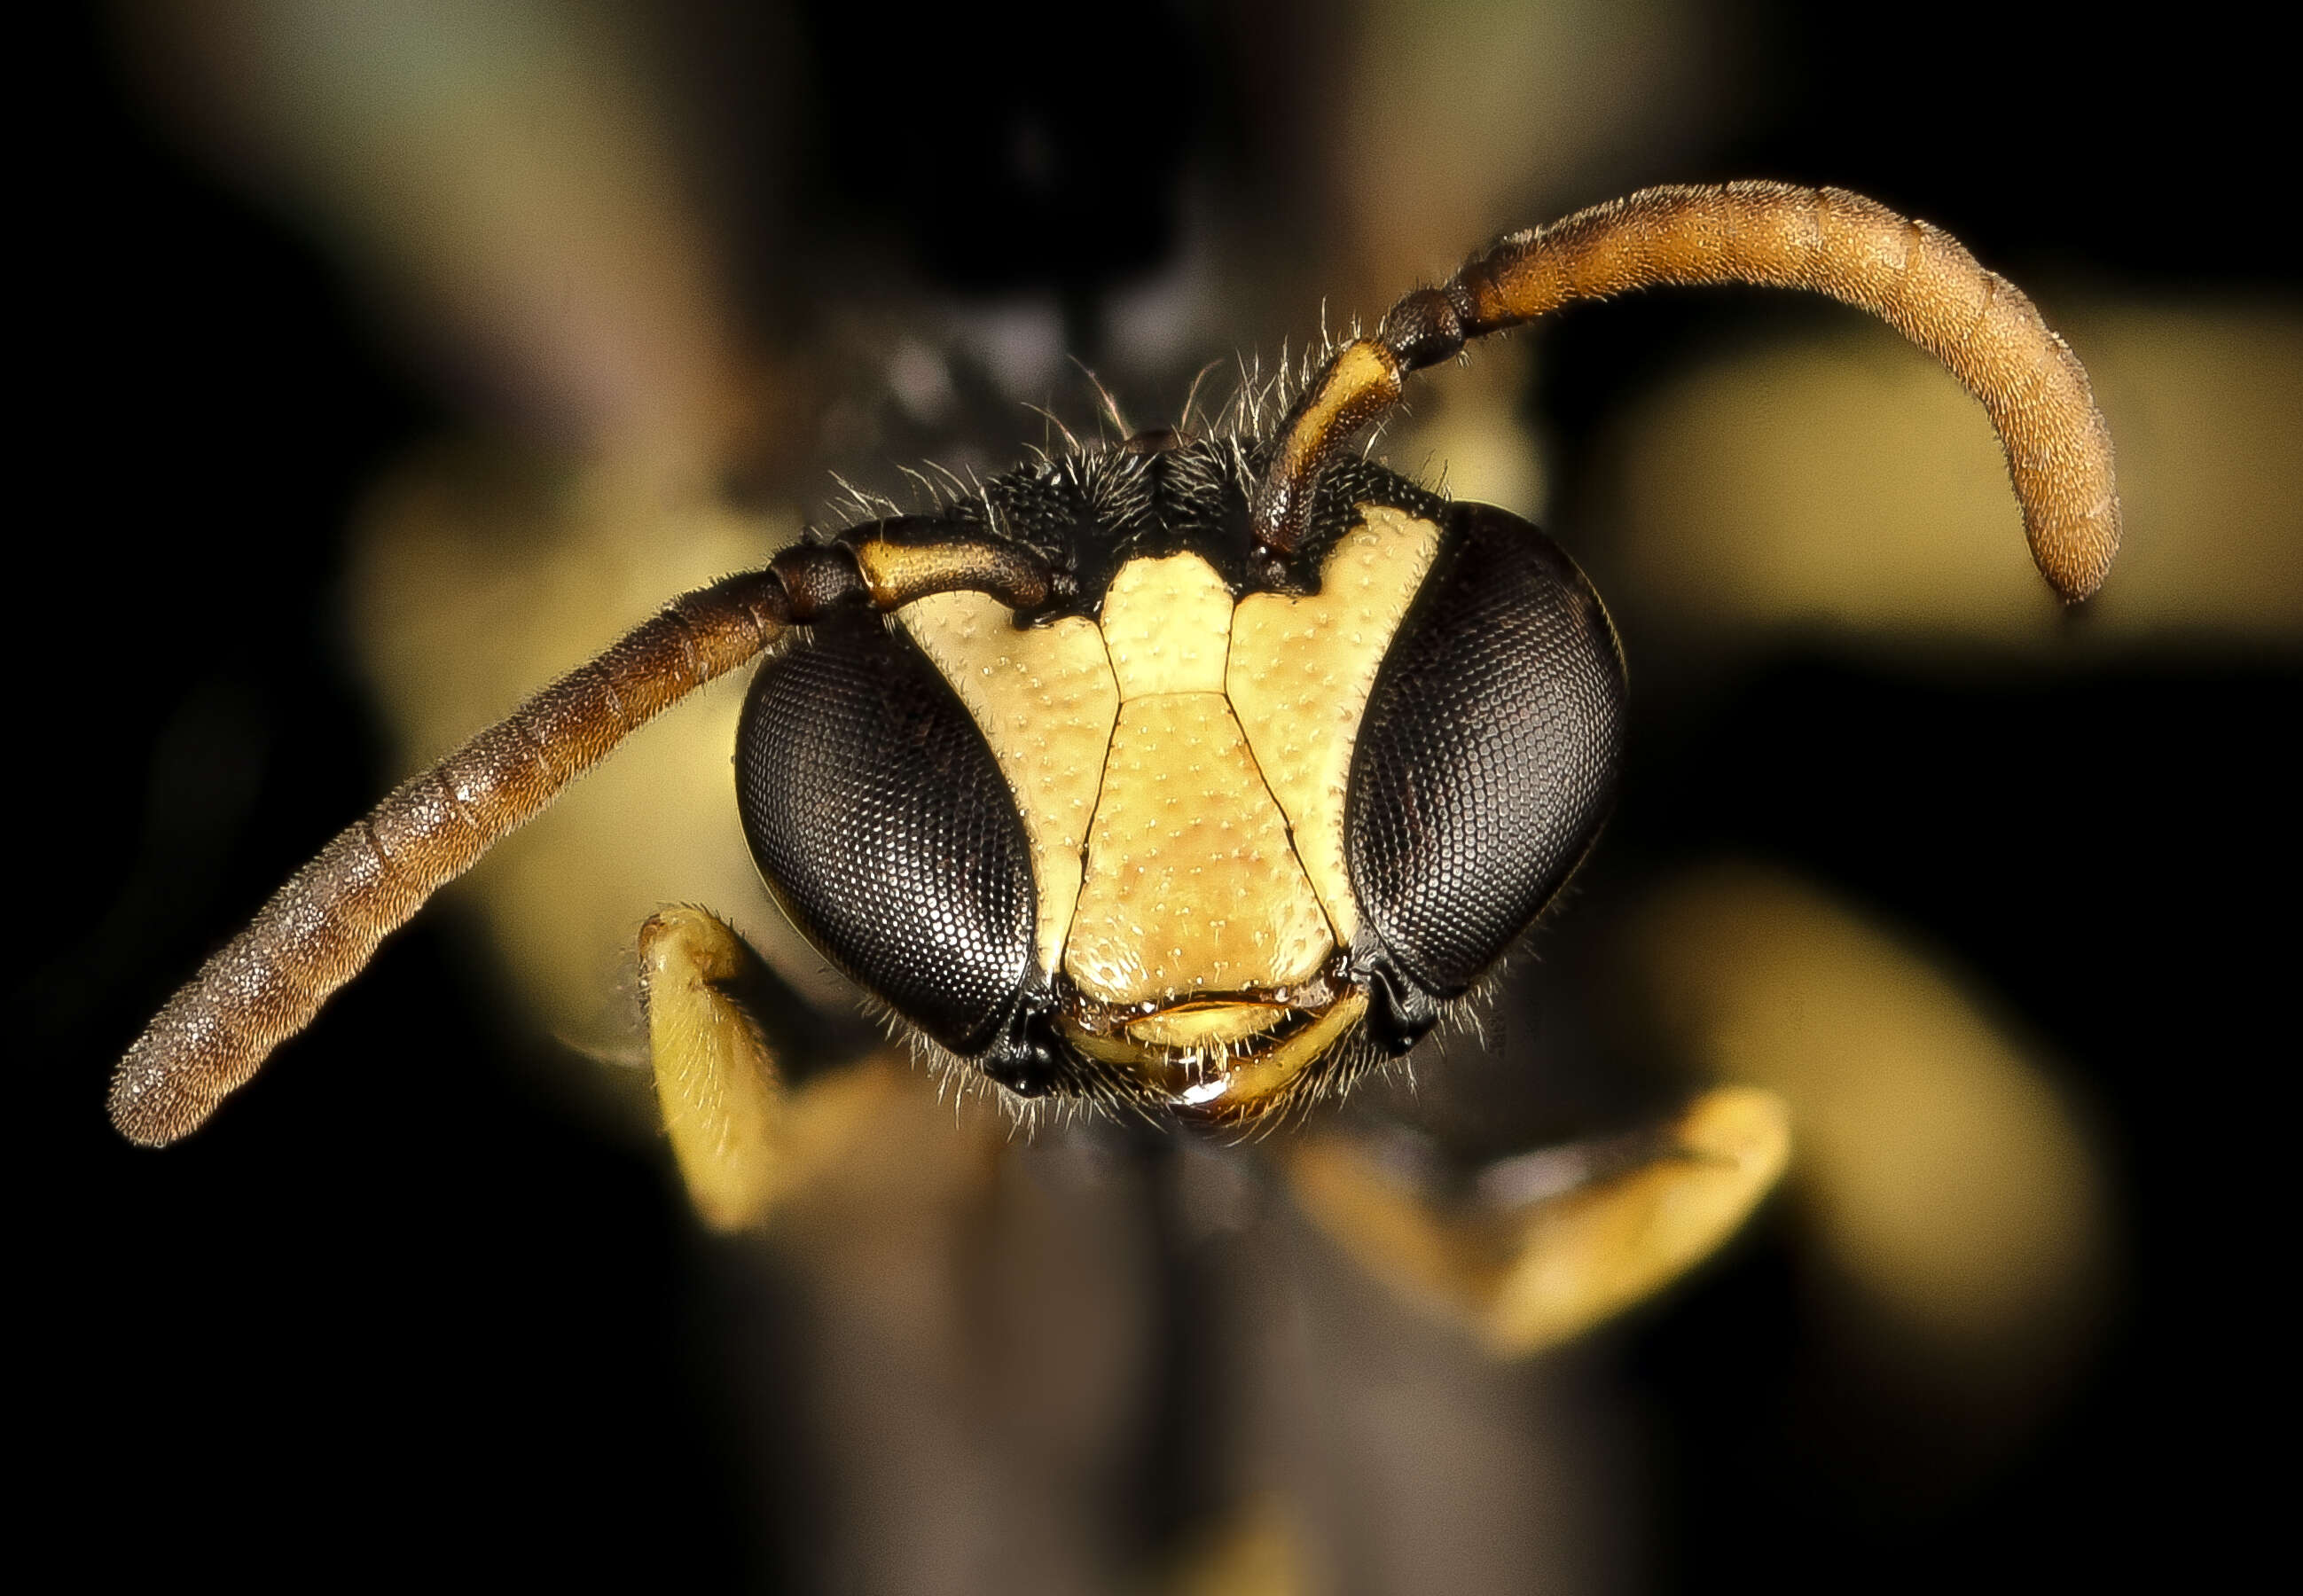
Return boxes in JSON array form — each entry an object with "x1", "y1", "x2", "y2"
[
  {"x1": 1345, "y1": 503, "x2": 1626, "y2": 1005},
  {"x1": 734, "y1": 609, "x2": 1037, "y2": 1057}
]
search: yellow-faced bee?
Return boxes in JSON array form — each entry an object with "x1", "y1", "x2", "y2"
[{"x1": 110, "y1": 182, "x2": 2117, "y2": 1350}]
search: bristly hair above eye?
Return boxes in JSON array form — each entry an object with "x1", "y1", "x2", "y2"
[
  {"x1": 826, "y1": 470, "x2": 906, "y2": 525},
  {"x1": 811, "y1": 349, "x2": 1430, "y2": 614},
  {"x1": 818, "y1": 344, "x2": 1375, "y2": 534}
]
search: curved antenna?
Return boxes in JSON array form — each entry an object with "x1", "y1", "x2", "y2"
[
  {"x1": 1253, "y1": 182, "x2": 2119, "y2": 604},
  {"x1": 109, "y1": 520, "x2": 1059, "y2": 1147},
  {"x1": 109, "y1": 567, "x2": 795, "y2": 1145}
]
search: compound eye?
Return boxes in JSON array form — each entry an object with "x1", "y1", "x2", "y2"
[
  {"x1": 1345, "y1": 503, "x2": 1626, "y2": 1002},
  {"x1": 734, "y1": 608, "x2": 1037, "y2": 1057}
]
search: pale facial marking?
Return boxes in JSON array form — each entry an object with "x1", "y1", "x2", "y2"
[
  {"x1": 1098, "y1": 552, "x2": 1234, "y2": 699},
  {"x1": 1229, "y1": 505, "x2": 1444, "y2": 943},
  {"x1": 1061, "y1": 690, "x2": 1334, "y2": 1006},
  {"x1": 897, "y1": 593, "x2": 1119, "y2": 974},
  {"x1": 904, "y1": 517, "x2": 1443, "y2": 1100}
]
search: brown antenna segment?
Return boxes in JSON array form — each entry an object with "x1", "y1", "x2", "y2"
[
  {"x1": 109, "y1": 567, "x2": 802, "y2": 1146},
  {"x1": 1256, "y1": 182, "x2": 2119, "y2": 604}
]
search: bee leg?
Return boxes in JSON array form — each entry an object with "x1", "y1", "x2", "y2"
[
  {"x1": 1160, "y1": 1494, "x2": 1305, "y2": 1596},
  {"x1": 1282, "y1": 1087, "x2": 1791, "y2": 1358},
  {"x1": 638, "y1": 906, "x2": 885, "y2": 1232}
]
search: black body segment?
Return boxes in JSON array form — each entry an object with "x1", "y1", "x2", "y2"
[
  {"x1": 736, "y1": 610, "x2": 1037, "y2": 1056},
  {"x1": 1345, "y1": 504, "x2": 1626, "y2": 999}
]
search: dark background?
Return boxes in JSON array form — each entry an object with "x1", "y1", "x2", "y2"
[{"x1": 29, "y1": 3, "x2": 2292, "y2": 1587}]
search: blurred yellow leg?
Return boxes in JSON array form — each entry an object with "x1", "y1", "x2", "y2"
[
  {"x1": 1284, "y1": 1087, "x2": 1791, "y2": 1358},
  {"x1": 1162, "y1": 1494, "x2": 1307, "y2": 1596},
  {"x1": 638, "y1": 907, "x2": 787, "y2": 1231},
  {"x1": 638, "y1": 906, "x2": 891, "y2": 1232}
]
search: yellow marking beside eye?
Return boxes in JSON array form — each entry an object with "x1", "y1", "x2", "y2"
[
  {"x1": 1230, "y1": 505, "x2": 1442, "y2": 943},
  {"x1": 897, "y1": 593, "x2": 1119, "y2": 974}
]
